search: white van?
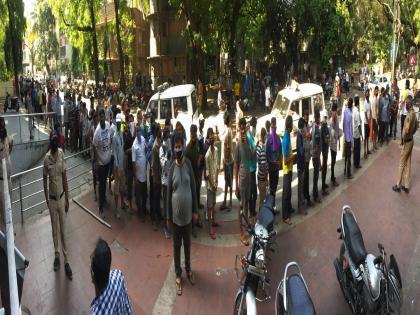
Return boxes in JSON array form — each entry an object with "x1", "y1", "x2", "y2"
[
  {"x1": 146, "y1": 84, "x2": 198, "y2": 138},
  {"x1": 256, "y1": 83, "x2": 325, "y2": 151}
]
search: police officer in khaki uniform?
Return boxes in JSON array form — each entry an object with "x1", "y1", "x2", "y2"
[
  {"x1": 392, "y1": 95, "x2": 419, "y2": 194},
  {"x1": 0, "y1": 116, "x2": 12, "y2": 232},
  {"x1": 43, "y1": 130, "x2": 73, "y2": 280}
]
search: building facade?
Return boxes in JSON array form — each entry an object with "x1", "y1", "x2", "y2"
[
  {"x1": 147, "y1": 0, "x2": 187, "y2": 89},
  {"x1": 97, "y1": 1, "x2": 149, "y2": 84}
]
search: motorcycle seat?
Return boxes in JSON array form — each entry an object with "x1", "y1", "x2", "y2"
[
  {"x1": 343, "y1": 212, "x2": 367, "y2": 266},
  {"x1": 257, "y1": 206, "x2": 274, "y2": 231},
  {"x1": 286, "y1": 274, "x2": 316, "y2": 315}
]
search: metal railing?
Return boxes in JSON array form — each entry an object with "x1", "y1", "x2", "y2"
[
  {"x1": 2, "y1": 158, "x2": 20, "y2": 315},
  {"x1": 10, "y1": 148, "x2": 92, "y2": 224},
  {"x1": 4, "y1": 112, "x2": 56, "y2": 144}
]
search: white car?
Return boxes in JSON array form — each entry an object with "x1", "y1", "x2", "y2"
[
  {"x1": 367, "y1": 75, "x2": 390, "y2": 91},
  {"x1": 256, "y1": 83, "x2": 326, "y2": 151},
  {"x1": 146, "y1": 84, "x2": 199, "y2": 140}
]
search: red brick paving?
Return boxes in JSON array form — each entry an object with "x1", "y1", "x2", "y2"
[{"x1": 12, "y1": 141, "x2": 420, "y2": 314}]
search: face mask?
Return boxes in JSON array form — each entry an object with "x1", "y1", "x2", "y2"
[{"x1": 175, "y1": 149, "x2": 183, "y2": 161}]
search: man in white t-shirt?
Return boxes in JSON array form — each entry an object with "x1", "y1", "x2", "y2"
[
  {"x1": 371, "y1": 86, "x2": 379, "y2": 150},
  {"x1": 132, "y1": 129, "x2": 147, "y2": 220},
  {"x1": 93, "y1": 109, "x2": 112, "y2": 217}
]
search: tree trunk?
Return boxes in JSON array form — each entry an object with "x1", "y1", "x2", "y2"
[
  {"x1": 89, "y1": 0, "x2": 100, "y2": 87},
  {"x1": 6, "y1": 0, "x2": 20, "y2": 96},
  {"x1": 44, "y1": 52, "x2": 51, "y2": 77},
  {"x1": 227, "y1": 0, "x2": 244, "y2": 79},
  {"x1": 114, "y1": 0, "x2": 126, "y2": 91}
]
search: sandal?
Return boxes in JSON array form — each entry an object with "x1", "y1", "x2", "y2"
[
  {"x1": 176, "y1": 277, "x2": 182, "y2": 295},
  {"x1": 283, "y1": 218, "x2": 293, "y2": 226},
  {"x1": 187, "y1": 271, "x2": 195, "y2": 285}
]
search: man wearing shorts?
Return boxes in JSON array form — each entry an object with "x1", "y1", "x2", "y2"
[
  {"x1": 235, "y1": 118, "x2": 253, "y2": 246},
  {"x1": 205, "y1": 128, "x2": 219, "y2": 239},
  {"x1": 112, "y1": 114, "x2": 126, "y2": 219}
]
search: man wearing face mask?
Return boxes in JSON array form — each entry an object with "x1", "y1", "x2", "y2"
[
  {"x1": 185, "y1": 124, "x2": 203, "y2": 237},
  {"x1": 43, "y1": 130, "x2": 72, "y2": 280},
  {"x1": 0, "y1": 117, "x2": 13, "y2": 232},
  {"x1": 93, "y1": 109, "x2": 113, "y2": 218},
  {"x1": 112, "y1": 114, "x2": 126, "y2": 219},
  {"x1": 167, "y1": 135, "x2": 197, "y2": 296},
  {"x1": 124, "y1": 114, "x2": 136, "y2": 212},
  {"x1": 132, "y1": 124, "x2": 148, "y2": 220}
]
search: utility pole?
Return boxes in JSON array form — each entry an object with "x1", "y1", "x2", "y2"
[{"x1": 390, "y1": 0, "x2": 400, "y2": 87}]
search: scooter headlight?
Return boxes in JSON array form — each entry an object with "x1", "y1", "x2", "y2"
[{"x1": 255, "y1": 248, "x2": 265, "y2": 270}]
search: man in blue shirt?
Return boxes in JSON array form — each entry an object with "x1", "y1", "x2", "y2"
[
  {"x1": 91, "y1": 239, "x2": 132, "y2": 314},
  {"x1": 266, "y1": 117, "x2": 282, "y2": 211}
]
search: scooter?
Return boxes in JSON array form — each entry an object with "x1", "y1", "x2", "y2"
[
  {"x1": 275, "y1": 262, "x2": 316, "y2": 315},
  {"x1": 233, "y1": 195, "x2": 277, "y2": 315},
  {"x1": 334, "y1": 205, "x2": 402, "y2": 314}
]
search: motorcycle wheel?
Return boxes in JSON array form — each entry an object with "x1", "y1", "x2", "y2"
[{"x1": 233, "y1": 291, "x2": 247, "y2": 315}]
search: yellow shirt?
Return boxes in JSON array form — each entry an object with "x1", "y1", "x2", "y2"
[{"x1": 234, "y1": 82, "x2": 240, "y2": 96}]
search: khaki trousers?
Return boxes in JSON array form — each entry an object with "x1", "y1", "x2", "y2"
[
  {"x1": 396, "y1": 140, "x2": 414, "y2": 189},
  {"x1": 258, "y1": 180, "x2": 268, "y2": 209},
  {"x1": 49, "y1": 197, "x2": 68, "y2": 263}
]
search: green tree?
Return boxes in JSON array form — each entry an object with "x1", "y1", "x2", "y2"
[
  {"x1": 114, "y1": 0, "x2": 126, "y2": 90},
  {"x1": 25, "y1": 21, "x2": 37, "y2": 75},
  {"x1": 4, "y1": 0, "x2": 25, "y2": 94},
  {"x1": 50, "y1": 0, "x2": 101, "y2": 86},
  {"x1": 33, "y1": 0, "x2": 58, "y2": 76}
]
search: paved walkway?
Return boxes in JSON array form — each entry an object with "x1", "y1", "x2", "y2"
[{"x1": 11, "y1": 138, "x2": 420, "y2": 314}]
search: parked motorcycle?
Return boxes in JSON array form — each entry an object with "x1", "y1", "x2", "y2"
[
  {"x1": 233, "y1": 195, "x2": 277, "y2": 315},
  {"x1": 334, "y1": 205, "x2": 402, "y2": 314},
  {"x1": 275, "y1": 262, "x2": 316, "y2": 315}
]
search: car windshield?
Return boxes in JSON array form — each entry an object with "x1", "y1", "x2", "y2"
[{"x1": 272, "y1": 94, "x2": 289, "y2": 114}]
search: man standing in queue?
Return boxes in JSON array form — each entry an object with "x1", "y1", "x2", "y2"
[
  {"x1": 93, "y1": 109, "x2": 113, "y2": 218},
  {"x1": 43, "y1": 130, "x2": 73, "y2": 280}
]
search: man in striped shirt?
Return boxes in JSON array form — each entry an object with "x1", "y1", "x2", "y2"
[
  {"x1": 256, "y1": 127, "x2": 268, "y2": 209},
  {"x1": 91, "y1": 239, "x2": 132, "y2": 314}
]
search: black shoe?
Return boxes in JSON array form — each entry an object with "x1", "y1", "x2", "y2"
[
  {"x1": 392, "y1": 185, "x2": 401, "y2": 192},
  {"x1": 306, "y1": 200, "x2": 314, "y2": 207},
  {"x1": 65, "y1": 263, "x2": 73, "y2": 280},
  {"x1": 401, "y1": 186, "x2": 409, "y2": 193},
  {"x1": 322, "y1": 190, "x2": 329, "y2": 196},
  {"x1": 324, "y1": 184, "x2": 329, "y2": 189},
  {"x1": 53, "y1": 257, "x2": 60, "y2": 272},
  {"x1": 314, "y1": 197, "x2": 322, "y2": 203}
]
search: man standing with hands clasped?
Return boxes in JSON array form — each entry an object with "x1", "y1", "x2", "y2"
[{"x1": 43, "y1": 130, "x2": 73, "y2": 280}]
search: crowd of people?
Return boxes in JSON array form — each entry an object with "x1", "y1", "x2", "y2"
[{"x1": 4, "y1": 72, "x2": 416, "y2": 311}]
